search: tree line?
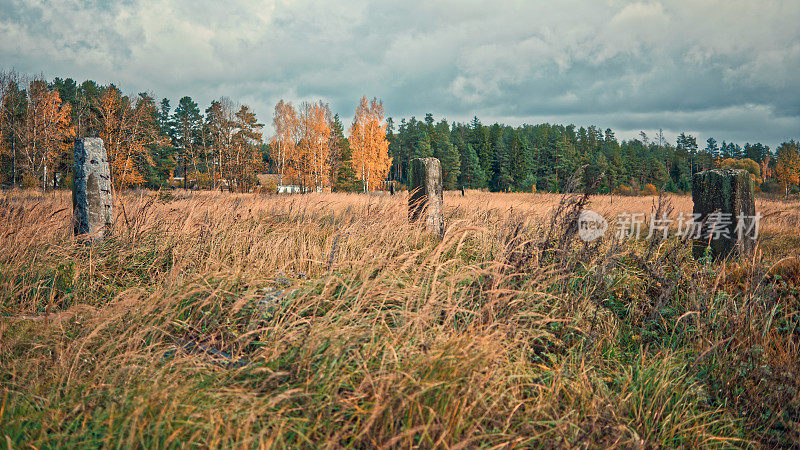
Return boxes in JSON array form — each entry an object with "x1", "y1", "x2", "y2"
[
  {"x1": 0, "y1": 72, "x2": 391, "y2": 193},
  {"x1": 386, "y1": 115, "x2": 800, "y2": 196},
  {"x1": 1, "y1": 71, "x2": 799, "y2": 196}
]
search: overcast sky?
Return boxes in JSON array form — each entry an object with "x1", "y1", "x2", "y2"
[{"x1": 1, "y1": 0, "x2": 798, "y2": 148}]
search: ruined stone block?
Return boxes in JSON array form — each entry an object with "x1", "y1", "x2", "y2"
[
  {"x1": 692, "y1": 169, "x2": 756, "y2": 259},
  {"x1": 73, "y1": 138, "x2": 113, "y2": 242},
  {"x1": 409, "y1": 157, "x2": 444, "y2": 235}
]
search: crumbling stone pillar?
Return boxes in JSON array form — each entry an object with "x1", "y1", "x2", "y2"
[
  {"x1": 73, "y1": 138, "x2": 113, "y2": 242},
  {"x1": 692, "y1": 169, "x2": 756, "y2": 259},
  {"x1": 409, "y1": 157, "x2": 444, "y2": 235}
]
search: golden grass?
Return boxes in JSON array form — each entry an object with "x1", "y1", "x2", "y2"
[
  {"x1": 1, "y1": 188, "x2": 799, "y2": 447},
  {"x1": 449, "y1": 190, "x2": 800, "y2": 236}
]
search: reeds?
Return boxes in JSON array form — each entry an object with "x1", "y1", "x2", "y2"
[{"x1": 1, "y1": 188, "x2": 798, "y2": 447}]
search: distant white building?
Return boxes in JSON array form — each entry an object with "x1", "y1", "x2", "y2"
[
  {"x1": 277, "y1": 185, "x2": 302, "y2": 194},
  {"x1": 256, "y1": 174, "x2": 321, "y2": 194}
]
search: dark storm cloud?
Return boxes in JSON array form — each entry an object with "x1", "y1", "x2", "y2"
[{"x1": 1, "y1": 0, "x2": 798, "y2": 147}]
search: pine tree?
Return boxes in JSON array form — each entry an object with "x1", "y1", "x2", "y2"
[
  {"x1": 490, "y1": 125, "x2": 512, "y2": 191},
  {"x1": 583, "y1": 152, "x2": 608, "y2": 192},
  {"x1": 172, "y1": 96, "x2": 202, "y2": 188},
  {"x1": 206, "y1": 98, "x2": 237, "y2": 188},
  {"x1": 720, "y1": 141, "x2": 732, "y2": 159},
  {"x1": 676, "y1": 132, "x2": 698, "y2": 176},
  {"x1": 511, "y1": 131, "x2": 536, "y2": 192},
  {"x1": 555, "y1": 134, "x2": 578, "y2": 191},
  {"x1": 333, "y1": 125, "x2": 361, "y2": 192},
  {"x1": 386, "y1": 117, "x2": 403, "y2": 182},
  {"x1": 454, "y1": 133, "x2": 485, "y2": 189},
  {"x1": 705, "y1": 137, "x2": 719, "y2": 159},
  {"x1": 731, "y1": 143, "x2": 743, "y2": 160},
  {"x1": 432, "y1": 119, "x2": 460, "y2": 189},
  {"x1": 328, "y1": 114, "x2": 346, "y2": 184},
  {"x1": 470, "y1": 117, "x2": 492, "y2": 177},
  {"x1": 231, "y1": 105, "x2": 263, "y2": 191}
]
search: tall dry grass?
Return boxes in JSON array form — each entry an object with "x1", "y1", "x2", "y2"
[{"x1": 1, "y1": 188, "x2": 799, "y2": 447}]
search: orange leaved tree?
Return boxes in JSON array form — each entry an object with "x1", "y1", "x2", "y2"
[
  {"x1": 775, "y1": 141, "x2": 800, "y2": 197},
  {"x1": 93, "y1": 86, "x2": 162, "y2": 189},
  {"x1": 298, "y1": 101, "x2": 332, "y2": 190},
  {"x1": 349, "y1": 96, "x2": 391, "y2": 192},
  {"x1": 271, "y1": 100, "x2": 298, "y2": 186},
  {"x1": 18, "y1": 79, "x2": 73, "y2": 189}
]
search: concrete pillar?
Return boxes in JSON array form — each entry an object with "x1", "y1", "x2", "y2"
[
  {"x1": 692, "y1": 169, "x2": 756, "y2": 259},
  {"x1": 73, "y1": 138, "x2": 113, "y2": 243},
  {"x1": 409, "y1": 157, "x2": 444, "y2": 235}
]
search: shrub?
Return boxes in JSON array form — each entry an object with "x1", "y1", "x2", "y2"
[
  {"x1": 60, "y1": 174, "x2": 72, "y2": 189},
  {"x1": 613, "y1": 184, "x2": 634, "y2": 196},
  {"x1": 719, "y1": 158, "x2": 762, "y2": 186},
  {"x1": 516, "y1": 174, "x2": 537, "y2": 193},
  {"x1": 21, "y1": 172, "x2": 39, "y2": 188},
  {"x1": 642, "y1": 183, "x2": 658, "y2": 196},
  {"x1": 195, "y1": 172, "x2": 212, "y2": 189},
  {"x1": 761, "y1": 180, "x2": 782, "y2": 194}
]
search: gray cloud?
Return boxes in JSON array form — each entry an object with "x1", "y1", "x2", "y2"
[{"x1": 1, "y1": 0, "x2": 798, "y2": 148}]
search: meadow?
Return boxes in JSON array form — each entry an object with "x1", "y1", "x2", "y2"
[{"x1": 2, "y1": 189, "x2": 800, "y2": 448}]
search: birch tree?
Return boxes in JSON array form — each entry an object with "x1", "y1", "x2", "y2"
[
  {"x1": 350, "y1": 96, "x2": 391, "y2": 192},
  {"x1": 271, "y1": 100, "x2": 298, "y2": 186},
  {"x1": 17, "y1": 79, "x2": 73, "y2": 189},
  {"x1": 299, "y1": 101, "x2": 332, "y2": 190}
]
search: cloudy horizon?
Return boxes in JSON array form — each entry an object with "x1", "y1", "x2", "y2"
[{"x1": 1, "y1": 0, "x2": 798, "y2": 149}]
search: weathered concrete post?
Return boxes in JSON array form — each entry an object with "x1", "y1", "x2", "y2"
[
  {"x1": 73, "y1": 138, "x2": 113, "y2": 243},
  {"x1": 409, "y1": 157, "x2": 444, "y2": 235},
  {"x1": 692, "y1": 169, "x2": 756, "y2": 259}
]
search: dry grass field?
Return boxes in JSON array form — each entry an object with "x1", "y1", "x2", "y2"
[{"x1": 2, "y1": 188, "x2": 800, "y2": 447}]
